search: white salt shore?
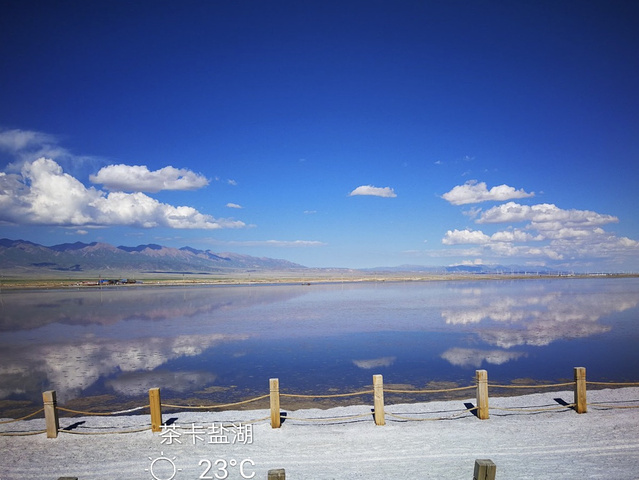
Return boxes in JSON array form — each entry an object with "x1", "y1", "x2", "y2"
[{"x1": 2, "y1": 388, "x2": 639, "y2": 479}]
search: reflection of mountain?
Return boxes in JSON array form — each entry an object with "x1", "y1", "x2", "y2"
[
  {"x1": 0, "y1": 285, "x2": 307, "y2": 332},
  {"x1": 0, "y1": 332, "x2": 248, "y2": 403}
]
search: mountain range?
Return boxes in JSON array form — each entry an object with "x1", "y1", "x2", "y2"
[
  {"x1": 0, "y1": 238, "x2": 305, "y2": 275},
  {"x1": 0, "y1": 238, "x2": 569, "y2": 278}
]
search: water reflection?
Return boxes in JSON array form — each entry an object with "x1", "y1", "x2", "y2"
[
  {"x1": 439, "y1": 281, "x2": 637, "y2": 350},
  {"x1": 1, "y1": 278, "x2": 638, "y2": 413},
  {"x1": 0, "y1": 285, "x2": 306, "y2": 332},
  {"x1": 440, "y1": 348, "x2": 527, "y2": 368},
  {"x1": 353, "y1": 356, "x2": 396, "y2": 370},
  {"x1": 106, "y1": 370, "x2": 218, "y2": 397},
  {"x1": 0, "y1": 332, "x2": 248, "y2": 403}
]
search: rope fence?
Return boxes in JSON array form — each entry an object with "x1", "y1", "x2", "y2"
[
  {"x1": 385, "y1": 385, "x2": 476, "y2": 394},
  {"x1": 284, "y1": 412, "x2": 373, "y2": 423},
  {"x1": 587, "y1": 381, "x2": 639, "y2": 386},
  {"x1": 588, "y1": 403, "x2": 639, "y2": 410},
  {"x1": 57, "y1": 426, "x2": 153, "y2": 435},
  {"x1": 0, "y1": 408, "x2": 44, "y2": 424},
  {"x1": 280, "y1": 390, "x2": 374, "y2": 398},
  {"x1": 486, "y1": 382, "x2": 574, "y2": 389},
  {"x1": 386, "y1": 406, "x2": 478, "y2": 422},
  {"x1": 2, "y1": 366, "x2": 639, "y2": 438},
  {"x1": 0, "y1": 429, "x2": 47, "y2": 436},
  {"x1": 489, "y1": 404, "x2": 576, "y2": 413},
  {"x1": 161, "y1": 394, "x2": 270, "y2": 410},
  {"x1": 57, "y1": 405, "x2": 148, "y2": 416}
]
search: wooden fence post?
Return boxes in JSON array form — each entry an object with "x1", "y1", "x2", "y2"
[
  {"x1": 270, "y1": 378, "x2": 281, "y2": 429},
  {"x1": 149, "y1": 387, "x2": 162, "y2": 432},
  {"x1": 373, "y1": 374, "x2": 385, "y2": 426},
  {"x1": 42, "y1": 390, "x2": 59, "y2": 438},
  {"x1": 574, "y1": 367, "x2": 587, "y2": 414},
  {"x1": 268, "y1": 468, "x2": 286, "y2": 480},
  {"x1": 473, "y1": 459, "x2": 496, "y2": 480},
  {"x1": 476, "y1": 370, "x2": 489, "y2": 420}
]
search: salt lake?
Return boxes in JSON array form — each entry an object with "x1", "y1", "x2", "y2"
[{"x1": 1, "y1": 277, "x2": 638, "y2": 417}]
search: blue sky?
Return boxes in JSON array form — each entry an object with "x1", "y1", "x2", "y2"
[{"x1": 1, "y1": 0, "x2": 638, "y2": 271}]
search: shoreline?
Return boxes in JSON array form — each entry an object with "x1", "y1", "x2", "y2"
[
  {"x1": 4, "y1": 385, "x2": 638, "y2": 424},
  {"x1": 1, "y1": 271, "x2": 637, "y2": 290},
  {"x1": 1, "y1": 377, "x2": 634, "y2": 422}
]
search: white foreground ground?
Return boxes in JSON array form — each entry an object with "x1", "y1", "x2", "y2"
[{"x1": 2, "y1": 388, "x2": 639, "y2": 479}]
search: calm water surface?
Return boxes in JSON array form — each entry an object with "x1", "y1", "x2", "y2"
[{"x1": 1, "y1": 277, "x2": 638, "y2": 415}]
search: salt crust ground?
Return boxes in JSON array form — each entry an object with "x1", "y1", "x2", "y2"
[{"x1": 2, "y1": 388, "x2": 639, "y2": 480}]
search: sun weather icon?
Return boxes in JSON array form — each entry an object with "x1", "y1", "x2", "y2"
[{"x1": 146, "y1": 452, "x2": 182, "y2": 480}]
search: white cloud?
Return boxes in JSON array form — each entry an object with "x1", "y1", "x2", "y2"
[
  {"x1": 90, "y1": 164, "x2": 209, "y2": 192},
  {"x1": 442, "y1": 180, "x2": 534, "y2": 205},
  {"x1": 457, "y1": 258, "x2": 485, "y2": 266},
  {"x1": 477, "y1": 202, "x2": 618, "y2": 227},
  {"x1": 0, "y1": 157, "x2": 245, "y2": 229},
  {"x1": 548, "y1": 232, "x2": 639, "y2": 259},
  {"x1": 490, "y1": 229, "x2": 542, "y2": 242},
  {"x1": 0, "y1": 128, "x2": 57, "y2": 153},
  {"x1": 439, "y1": 187, "x2": 639, "y2": 268},
  {"x1": 0, "y1": 128, "x2": 98, "y2": 173},
  {"x1": 462, "y1": 206, "x2": 482, "y2": 219},
  {"x1": 441, "y1": 227, "x2": 562, "y2": 259},
  {"x1": 17, "y1": 157, "x2": 102, "y2": 225},
  {"x1": 349, "y1": 185, "x2": 397, "y2": 198},
  {"x1": 226, "y1": 203, "x2": 243, "y2": 209},
  {"x1": 442, "y1": 229, "x2": 491, "y2": 245}
]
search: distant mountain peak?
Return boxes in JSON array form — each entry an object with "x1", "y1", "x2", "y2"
[
  {"x1": 49, "y1": 241, "x2": 98, "y2": 252},
  {"x1": 117, "y1": 244, "x2": 163, "y2": 252}
]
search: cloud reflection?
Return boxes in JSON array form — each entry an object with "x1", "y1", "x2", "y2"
[
  {"x1": 353, "y1": 356, "x2": 396, "y2": 369},
  {"x1": 2, "y1": 280, "x2": 638, "y2": 409},
  {"x1": 441, "y1": 347, "x2": 526, "y2": 368},
  {"x1": 440, "y1": 285, "x2": 638, "y2": 349},
  {"x1": 106, "y1": 370, "x2": 218, "y2": 396},
  {"x1": 0, "y1": 332, "x2": 247, "y2": 403}
]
